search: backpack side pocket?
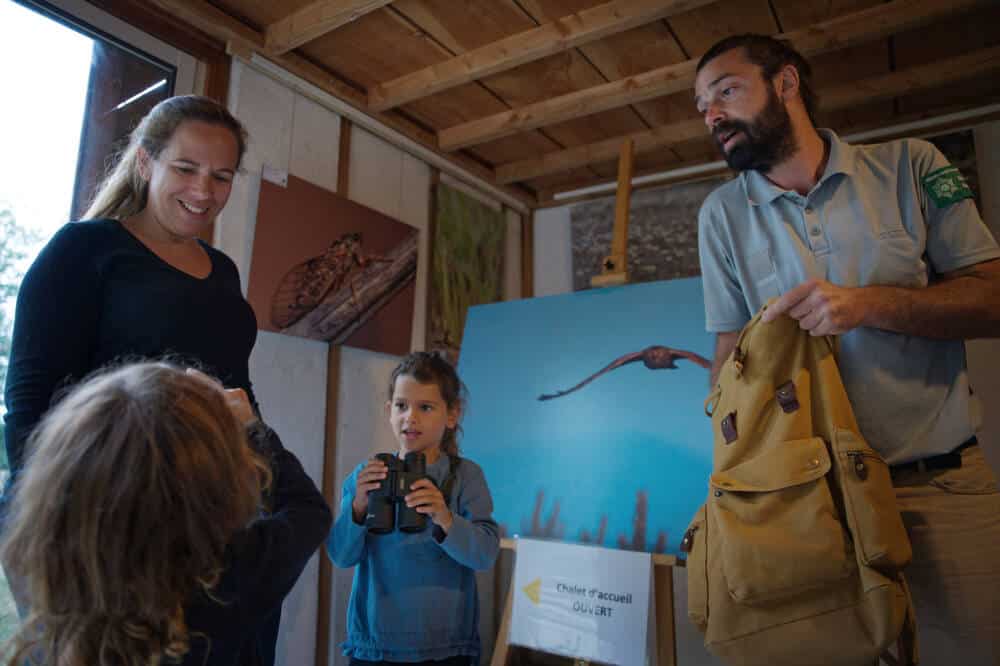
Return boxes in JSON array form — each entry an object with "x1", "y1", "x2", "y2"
[
  {"x1": 834, "y1": 428, "x2": 912, "y2": 573},
  {"x1": 681, "y1": 504, "x2": 708, "y2": 632}
]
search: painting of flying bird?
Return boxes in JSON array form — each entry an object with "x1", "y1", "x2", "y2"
[
  {"x1": 246, "y1": 173, "x2": 418, "y2": 356},
  {"x1": 538, "y1": 345, "x2": 711, "y2": 400},
  {"x1": 458, "y1": 277, "x2": 715, "y2": 555}
]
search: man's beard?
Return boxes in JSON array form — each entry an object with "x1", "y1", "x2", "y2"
[{"x1": 713, "y1": 88, "x2": 796, "y2": 173}]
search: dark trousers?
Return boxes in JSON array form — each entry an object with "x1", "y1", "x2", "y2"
[{"x1": 349, "y1": 657, "x2": 472, "y2": 666}]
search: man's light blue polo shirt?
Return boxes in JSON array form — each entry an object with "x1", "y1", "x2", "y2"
[{"x1": 698, "y1": 130, "x2": 1000, "y2": 464}]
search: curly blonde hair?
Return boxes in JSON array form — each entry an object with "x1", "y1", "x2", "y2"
[{"x1": 1, "y1": 362, "x2": 269, "y2": 665}]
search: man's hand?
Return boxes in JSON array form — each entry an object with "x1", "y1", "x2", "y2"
[{"x1": 762, "y1": 279, "x2": 868, "y2": 335}]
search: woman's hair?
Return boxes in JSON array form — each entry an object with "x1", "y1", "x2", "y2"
[
  {"x1": 387, "y1": 352, "x2": 468, "y2": 457},
  {"x1": 0, "y1": 362, "x2": 268, "y2": 666},
  {"x1": 83, "y1": 95, "x2": 249, "y2": 222}
]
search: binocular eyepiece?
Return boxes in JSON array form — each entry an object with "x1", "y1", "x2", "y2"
[{"x1": 365, "y1": 452, "x2": 429, "y2": 534}]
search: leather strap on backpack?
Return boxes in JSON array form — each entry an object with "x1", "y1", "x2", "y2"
[{"x1": 879, "y1": 575, "x2": 919, "y2": 666}]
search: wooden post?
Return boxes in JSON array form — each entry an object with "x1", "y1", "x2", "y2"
[
  {"x1": 315, "y1": 345, "x2": 341, "y2": 666},
  {"x1": 590, "y1": 137, "x2": 634, "y2": 288},
  {"x1": 491, "y1": 538, "x2": 678, "y2": 665}
]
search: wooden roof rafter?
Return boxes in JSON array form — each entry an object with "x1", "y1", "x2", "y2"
[
  {"x1": 539, "y1": 95, "x2": 1000, "y2": 206},
  {"x1": 367, "y1": 0, "x2": 717, "y2": 112},
  {"x1": 438, "y1": 0, "x2": 992, "y2": 152},
  {"x1": 497, "y1": 43, "x2": 1000, "y2": 185},
  {"x1": 265, "y1": 0, "x2": 395, "y2": 55},
  {"x1": 142, "y1": 0, "x2": 538, "y2": 208}
]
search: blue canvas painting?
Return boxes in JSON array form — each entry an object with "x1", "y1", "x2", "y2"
[{"x1": 458, "y1": 278, "x2": 715, "y2": 555}]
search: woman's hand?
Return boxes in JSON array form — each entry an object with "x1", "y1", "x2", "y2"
[
  {"x1": 406, "y1": 479, "x2": 454, "y2": 532},
  {"x1": 351, "y1": 458, "x2": 388, "y2": 524},
  {"x1": 184, "y1": 368, "x2": 257, "y2": 426},
  {"x1": 222, "y1": 387, "x2": 258, "y2": 426}
]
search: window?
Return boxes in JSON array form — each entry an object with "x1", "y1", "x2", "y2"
[{"x1": 0, "y1": 0, "x2": 196, "y2": 642}]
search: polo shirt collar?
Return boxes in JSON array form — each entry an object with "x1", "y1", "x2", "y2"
[{"x1": 742, "y1": 128, "x2": 855, "y2": 206}]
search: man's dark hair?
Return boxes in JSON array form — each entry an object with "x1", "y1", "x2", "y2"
[{"x1": 696, "y1": 34, "x2": 818, "y2": 124}]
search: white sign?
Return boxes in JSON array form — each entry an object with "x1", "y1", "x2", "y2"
[{"x1": 510, "y1": 538, "x2": 653, "y2": 666}]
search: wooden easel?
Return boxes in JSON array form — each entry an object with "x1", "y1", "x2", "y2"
[
  {"x1": 492, "y1": 138, "x2": 679, "y2": 665},
  {"x1": 590, "y1": 138, "x2": 635, "y2": 289},
  {"x1": 489, "y1": 538, "x2": 679, "y2": 666}
]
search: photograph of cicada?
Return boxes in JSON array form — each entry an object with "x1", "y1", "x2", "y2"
[{"x1": 246, "y1": 173, "x2": 419, "y2": 356}]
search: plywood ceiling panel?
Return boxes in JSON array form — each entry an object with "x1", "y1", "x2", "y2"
[
  {"x1": 140, "y1": 0, "x2": 1000, "y2": 201},
  {"x1": 390, "y1": 0, "x2": 648, "y2": 164},
  {"x1": 892, "y1": 4, "x2": 1000, "y2": 116},
  {"x1": 209, "y1": 0, "x2": 318, "y2": 32},
  {"x1": 667, "y1": 0, "x2": 778, "y2": 57},
  {"x1": 768, "y1": 0, "x2": 883, "y2": 32},
  {"x1": 527, "y1": 167, "x2": 610, "y2": 193},
  {"x1": 515, "y1": 0, "x2": 698, "y2": 162}
]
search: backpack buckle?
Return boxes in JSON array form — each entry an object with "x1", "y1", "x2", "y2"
[
  {"x1": 732, "y1": 346, "x2": 745, "y2": 378},
  {"x1": 775, "y1": 380, "x2": 799, "y2": 413},
  {"x1": 721, "y1": 411, "x2": 738, "y2": 444}
]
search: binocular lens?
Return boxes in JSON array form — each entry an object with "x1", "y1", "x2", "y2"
[{"x1": 365, "y1": 452, "x2": 430, "y2": 534}]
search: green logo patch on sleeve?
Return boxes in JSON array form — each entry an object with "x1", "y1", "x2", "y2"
[{"x1": 922, "y1": 165, "x2": 974, "y2": 208}]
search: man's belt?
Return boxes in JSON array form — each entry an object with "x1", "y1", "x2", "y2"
[{"x1": 889, "y1": 436, "x2": 977, "y2": 479}]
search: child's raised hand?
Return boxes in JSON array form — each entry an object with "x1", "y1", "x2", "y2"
[
  {"x1": 405, "y1": 480, "x2": 453, "y2": 532},
  {"x1": 351, "y1": 458, "x2": 388, "y2": 524},
  {"x1": 184, "y1": 368, "x2": 257, "y2": 426}
]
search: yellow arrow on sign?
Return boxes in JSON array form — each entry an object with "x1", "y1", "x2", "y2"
[{"x1": 522, "y1": 578, "x2": 541, "y2": 605}]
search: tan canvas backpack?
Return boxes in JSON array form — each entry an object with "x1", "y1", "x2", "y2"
[{"x1": 681, "y1": 305, "x2": 918, "y2": 666}]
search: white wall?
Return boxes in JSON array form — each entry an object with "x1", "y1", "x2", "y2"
[
  {"x1": 532, "y1": 205, "x2": 573, "y2": 297},
  {"x1": 328, "y1": 347, "x2": 400, "y2": 664},
  {"x1": 249, "y1": 332, "x2": 330, "y2": 666},
  {"x1": 348, "y1": 128, "x2": 432, "y2": 350}
]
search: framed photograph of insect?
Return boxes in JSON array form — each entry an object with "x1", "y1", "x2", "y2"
[{"x1": 246, "y1": 173, "x2": 419, "y2": 356}]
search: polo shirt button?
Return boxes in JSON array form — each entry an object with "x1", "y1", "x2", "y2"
[
  {"x1": 804, "y1": 206, "x2": 814, "y2": 214},
  {"x1": 810, "y1": 226, "x2": 821, "y2": 237}
]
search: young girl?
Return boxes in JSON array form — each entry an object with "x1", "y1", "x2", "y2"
[
  {"x1": 328, "y1": 352, "x2": 500, "y2": 665},
  {"x1": 0, "y1": 362, "x2": 332, "y2": 666}
]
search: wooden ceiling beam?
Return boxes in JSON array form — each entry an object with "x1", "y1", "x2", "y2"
[
  {"x1": 144, "y1": 0, "x2": 536, "y2": 209},
  {"x1": 146, "y1": 0, "x2": 264, "y2": 50},
  {"x1": 265, "y1": 0, "x2": 394, "y2": 55},
  {"x1": 439, "y1": 0, "x2": 989, "y2": 151},
  {"x1": 368, "y1": 0, "x2": 716, "y2": 112},
  {"x1": 540, "y1": 97, "x2": 1000, "y2": 206},
  {"x1": 497, "y1": 43, "x2": 1000, "y2": 185}
]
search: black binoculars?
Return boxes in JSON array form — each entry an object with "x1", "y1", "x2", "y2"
[{"x1": 365, "y1": 452, "x2": 429, "y2": 534}]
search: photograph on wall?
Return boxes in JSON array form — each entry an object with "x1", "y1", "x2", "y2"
[
  {"x1": 570, "y1": 176, "x2": 729, "y2": 291},
  {"x1": 426, "y1": 183, "x2": 506, "y2": 362},
  {"x1": 458, "y1": 278, "x2": 714, "y2": 555},
  {"x1": 246, "y1": 173, "x2": 418, "y2": 356}
]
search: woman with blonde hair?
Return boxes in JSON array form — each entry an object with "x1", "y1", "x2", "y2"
[
  {"x1": 1, "y1": 361, "x2": 332, "y2": 666},
  {"x1": 2, "y1": 94, "x2": 291, "y2": 664}
]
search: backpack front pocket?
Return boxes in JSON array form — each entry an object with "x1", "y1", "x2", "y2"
[{"x1": 709, "y1": 436, "x2": 854, "y2": 605}]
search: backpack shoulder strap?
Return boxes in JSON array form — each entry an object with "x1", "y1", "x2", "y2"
[{"x1": 439, "y1": 455, "x2": 462, "y2": 507}]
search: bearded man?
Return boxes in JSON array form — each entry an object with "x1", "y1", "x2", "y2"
[{"x1": 694, "y1": 34, "x2": 1000, "y2": 665}]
